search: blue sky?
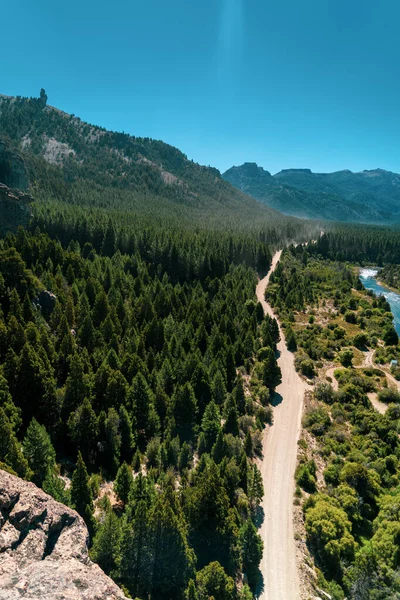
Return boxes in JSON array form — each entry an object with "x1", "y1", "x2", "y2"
[{"x1": 2, "y1": 0, "x2": 400, "y2": 174}]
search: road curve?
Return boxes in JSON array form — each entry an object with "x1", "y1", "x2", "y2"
[{"x1": 256, "y1": 250, "x2": 308, "y2": 600}]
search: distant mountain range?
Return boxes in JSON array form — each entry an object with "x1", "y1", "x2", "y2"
[{"x1": 223, "y1": 162, "x2": 400, "y2": 223}]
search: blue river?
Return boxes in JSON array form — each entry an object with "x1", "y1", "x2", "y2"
[{"x1": 359, "y1": 268, "x2": 400, "y2": 336}]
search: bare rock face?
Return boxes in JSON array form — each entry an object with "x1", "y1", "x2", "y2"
[
  {"x1": 0, "y1": 138, "x2": 32, "y2": 234},
  {"x1": 0, "y1": 470, "x2": 128, "y2": 600},
  {"x1": 0, "y1": 139, "x2": 29, "y2": 191},
  {"x1": 0, "y1": 183, "x2": 32, "y2": 235}
]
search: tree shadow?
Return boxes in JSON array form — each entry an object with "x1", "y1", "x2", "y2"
[
  {"x1": 255, "y1": 569, "x2": 265, "y2": 598},
  {"x1": 271, "y1": 392, "x2": 283, "y2": 407},
  {"x1": 253, "y1": 504, "x2": 265, "y2": 528}
]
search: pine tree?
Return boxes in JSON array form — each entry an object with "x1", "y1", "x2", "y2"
[
  {"x1": 285, "y1": 326, "x2": 297, "y2": 351},
  {"x1": 212, "y1": 371, "x2": 227, "y2": 406},
  {"x1": 68, "y1": 397, "x2": 98, "y2": 465},
  {"x1": 150, "y1": 491, "x2": 195, "y2": 598},
  {"x1": 71, "y1": 452, "x2": 95, "y2": 535},
  {"x1": 23, "y1": 418, "x2": 56, "y2": 486},
  {"x1": 196, "y1": 561, "x2": 236, "y2": 600},
  {"x1": 0, "y1": 408, "x2": 30, "y2": 478},
  {"x1": 91, "y1": 508, "x2": 122, "y2": 576},
  {"x1": 247, "y1": 464, "x2": 264, "y2": 512},
  {"x1": 239, "y1": 520, "x2": 263, "y2": 590},
  {"x1": 185, "y1": 579, "x2": 199, "y2": 600},
  {"x1": 43, "y1": 469, "x2": 70, "y2": 505},
  {"x1": 212, "y1": 430, "x2": 226, "y2": 464},
  {"x1": 260, "y1": 347, "x2": 282, "y2": 391},
  {"x1": 173, "y1": 382, "x2": 197, "y2": 440},
  {"x1": 119, "y1": 405, "x2": 134, "y2": 463},
  {"x1": 223, "y1": 395, "x2": 240, "y2": 437},
  {"x1": 201, "y1": 402, "x2": 221, "y2": 452},
  {"x1": 115, "y1": 462, "x2": 134, "y2": 504},
  {"x1": 119, "y1": 500, "x2": 153, "y2": 597},
  {"x1": 129, "y1": 372, "x2": 153, "y2": 441}
]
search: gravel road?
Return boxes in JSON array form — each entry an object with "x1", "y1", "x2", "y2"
[{"x1": 256, "y1": 250, "x2": 308, "y2": 600}]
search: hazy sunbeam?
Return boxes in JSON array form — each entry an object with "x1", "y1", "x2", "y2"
[{"x1": 219, "y1": 0, "x2": 244, "y2": 68}]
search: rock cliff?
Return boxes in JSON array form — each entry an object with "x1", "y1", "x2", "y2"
[
  {"x1": 0, "y1": 140, "x2": 32, "y2": 234},
  {"x1": 0, "y1": 469, "x2": 127, "y2": 600},
  {"x1": 0, "y1": 183, "x2": 32, "y2": 235},
  {"x1": 0, "y1": 139, "x2": 29, "y2": 191}
]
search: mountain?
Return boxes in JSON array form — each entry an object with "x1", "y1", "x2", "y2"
[
  {"x1": 223, "y1": 162, "x2": 400, "y2": 223},
  {"x1": 0, "y1": 93, "x2": 312, "y2": 239}
]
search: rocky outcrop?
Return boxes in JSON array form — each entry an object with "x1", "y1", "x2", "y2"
[
  {"x1": 37, "y1": 290, "x2": 57, "y2": 314},
  {"x1": 0, "y1": 183, "x2": 32, "y2": 235},
  {"x1": 0, "y1": 470, "x2": 128, "y2": 600},
  {"x1": 0, "y1": 139, "x2": 32, "y2": 234},
  {"x1": 0, "y1": 140, "x2": 28, "y2": 191}
]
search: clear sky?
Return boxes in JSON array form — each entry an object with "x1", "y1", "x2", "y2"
[{"x1": 2, "y1": 0, "x2": 400, "y2": 174}]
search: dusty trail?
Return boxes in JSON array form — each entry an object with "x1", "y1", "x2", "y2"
[
  {"x1": 256, "y1": 251, "x2": 308, "y2": 600},
  {"x1": 325, "y1": 348, "x2": 400, "y2": 415}
]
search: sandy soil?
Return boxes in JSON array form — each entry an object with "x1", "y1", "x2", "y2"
[
  {"x1": 325, "y1": 349, "x2": 396, "y2": 415},
  {"x1": 256, "y1": 251, "x2": 309, "y2": 600}
]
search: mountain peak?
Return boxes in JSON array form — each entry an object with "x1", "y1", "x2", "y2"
[
  {"x1": 275, "y1": 168, "x2": 313, "y2": 176},
  {"x1": 225, "y1": 162, "x2": 272, "y2": 178}
]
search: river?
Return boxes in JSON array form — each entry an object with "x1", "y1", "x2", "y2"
[{"x1": 359, "y1": 268, "x2": 400, "y2": 335}]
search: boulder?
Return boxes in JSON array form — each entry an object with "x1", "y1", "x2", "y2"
[
  {"x1": 37, "y1": 290, "x2": 57, "y2": 313},
  {"x1": 0, "y1": 469, "x2": 128, "y2": 600}
]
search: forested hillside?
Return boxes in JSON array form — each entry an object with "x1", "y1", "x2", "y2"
[
  {"x1": 0, "y1": 92, "x2": 317, "y2": 243},
  {"x1": 223, "y1": 162, "x2": 400, "y2": 224}
]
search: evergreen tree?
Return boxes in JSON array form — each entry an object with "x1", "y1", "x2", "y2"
[
  {"x1": 196, "y1": 561, "x2": 236, "y2": 600},
  {"x1": 119, "y1": 500, "x2": 153, "y2": 598},
  {"x1": 68, "y1": 397, "x2": 98, "y2": 465},
  {"x1": 23, "y1": 418, "x2": 56, "y2": 486},
  {"x1": 150, "y1": 491, "x2": 196, "y2": 598},
  {"x1": 129, "y1": 372, "x2": 153, "y2": 441},
  {"x1": 201, "y1": 402, "x2": 221, "y2": 452},
  {"x1": 260, "y1": 347, "x2": 282, "y2": 391},
  {"x1": 115, "y1": 461, "x2": 134, "y2": 504},
  {"x1": 239, "y1": 520, "x2": 263, "y2": 590},
  {"x1": 185, "y1": 579, "x2": 199, "y2": 600},
  {"x1": 43, "y1": 468, "x2": 70, "y2": 505},
  {"x1": 173, "y1": 382, "x2": 197, "y2": 440},
  {"x1": 71, "y1": 451, "x2": 96, "y2": 535},
  {"x1": 119, "y1": 405, "x2": 135, "y2": 463},
  {"x1": 0, "y1": 408, "x2": 30, "y2": 478},
  {"x1": 91, "y1": 508, "x2": 122, "y2": 576}
]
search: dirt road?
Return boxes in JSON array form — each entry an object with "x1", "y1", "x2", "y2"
[{"x1": 256, "y1": 251, "x2": 308, "y2": 600}]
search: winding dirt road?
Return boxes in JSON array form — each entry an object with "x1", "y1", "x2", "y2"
[{"x1": 256, "y1": 251, "x2": 308, "y2": 600}]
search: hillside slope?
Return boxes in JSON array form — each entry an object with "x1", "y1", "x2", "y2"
[
  {"x1": 0, "y1": 93, "x2": 311, "y2": 237},
  {"x1": 223, "y1": 162, "x2": 400, "y2": 224}
]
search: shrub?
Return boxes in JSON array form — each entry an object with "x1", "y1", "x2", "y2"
[
  {"x1": 296, "y1": 460, "x2": 317, "y2": 492},
  {"x1": 315, "y1": 383, "x2": 335, "y2": 404},
  {"x1": 378, "y1": 387, "x2": 400, "y2": 404},
  {"x1": 304, "y1": 406, "x2": 331, "y2": 436}
]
